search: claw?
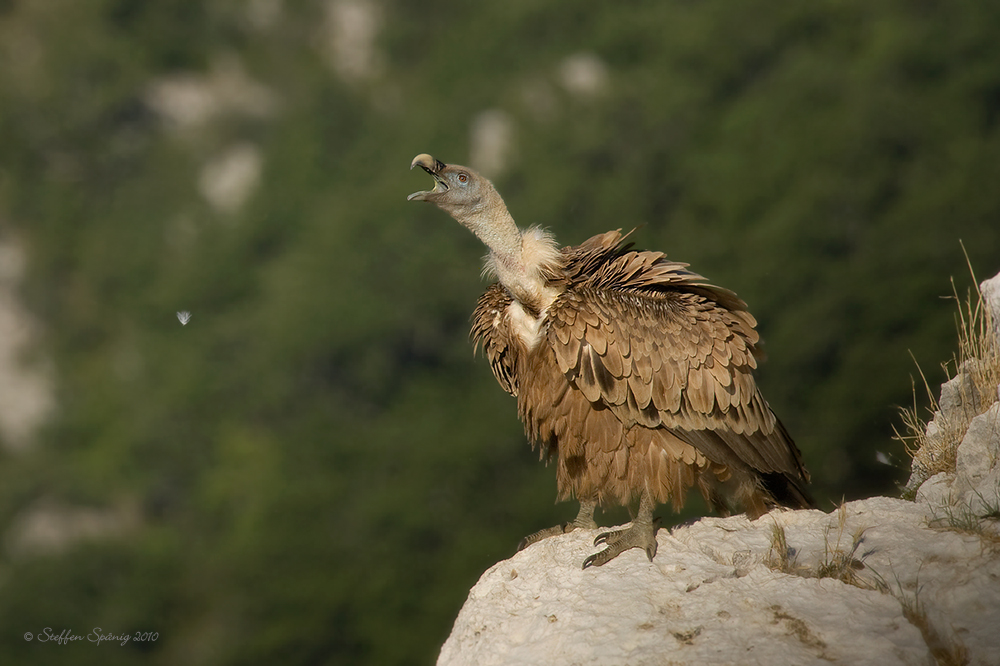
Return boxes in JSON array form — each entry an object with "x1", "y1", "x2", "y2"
[
  {"x1": 645, "y1": 517, "x2": 662, "y2": 560},
  {"x1": 517, "y1": 522, "x2": 571, "y2": 552},
  {"x1": 581, "y1": 515, "x2": 659, "y2": 569},
  {"x1": 582, "y1": 543, "x2": 621, "y2": 569}
]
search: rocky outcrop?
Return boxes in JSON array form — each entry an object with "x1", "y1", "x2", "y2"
[{"x1": 437, "y1": 271, "x2": 1000, "y2": 666}]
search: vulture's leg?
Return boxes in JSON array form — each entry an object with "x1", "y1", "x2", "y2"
[
  {"x1": 582, "y1": 492, "x2": 660, "y2": 569},
  {"x1": 516, "y1": 499, "x2": 597, "y2": 552}
]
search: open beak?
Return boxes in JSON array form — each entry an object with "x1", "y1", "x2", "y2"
[{"x1": 407, "y1": 153, "x2": 449, "y2": 201}]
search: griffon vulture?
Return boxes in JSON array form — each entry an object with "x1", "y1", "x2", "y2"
[{"x1": 408, "y1": 154, "x2": 813, "y2": 568}]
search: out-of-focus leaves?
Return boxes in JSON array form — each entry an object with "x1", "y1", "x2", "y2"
[{"x1": 0, "y1": 1, "x2": 998, "y2": 664}]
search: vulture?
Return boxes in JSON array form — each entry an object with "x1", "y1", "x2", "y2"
[{"x1": 407, "y1": 153, "x2": 813, "y2": 568}]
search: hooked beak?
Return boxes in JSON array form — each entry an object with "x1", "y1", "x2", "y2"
[{"x1": 407, "y1": 153, "x2": 449, "y2": 201}]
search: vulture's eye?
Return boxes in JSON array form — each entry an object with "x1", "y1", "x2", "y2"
[{"x1": 458, "y1": 172, "x2": 469, "y2": 183}]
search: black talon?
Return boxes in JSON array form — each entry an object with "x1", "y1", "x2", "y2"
[{"x1": 516, "y1": 501, "x2": 598, "y2": 554}]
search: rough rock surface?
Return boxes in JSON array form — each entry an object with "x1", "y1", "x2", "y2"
[
  {"x1": 437, "y1": 272, "x2": 1000, "y2": 666},
  {"x1": 982, "y1": 272, "x2": 1000, "y2": 347}
]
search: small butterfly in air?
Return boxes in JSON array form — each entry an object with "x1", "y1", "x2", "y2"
[{"x1": 177, "y1": 311, "x2": 192, "y2": 325}]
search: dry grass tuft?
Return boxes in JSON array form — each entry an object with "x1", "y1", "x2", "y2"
[
  {"x1": 925, "y1": 482, "x2": 1000, "y2": 547},
  {"x1": 814, "y1": 504, "x2": 879, "y2": 590},
  {"x1": 896, "y1": 257, "x2": 1000, "y2": 496},
  {"x1": 764, "y1": 504, "x2": 883, "y2": 591},
  {"x1": 764, "y1": 521, "x2": 799, "y2": 575}
]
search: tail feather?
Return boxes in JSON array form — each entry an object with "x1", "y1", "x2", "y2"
[{"x1": 760, "y1": 471, "x2": 816, "y2": 511}]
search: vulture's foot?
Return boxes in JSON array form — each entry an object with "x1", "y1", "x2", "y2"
[
  {"x1": 583, "y1": 495, "x2": 660, "y2": 569},
  {"x1": 516, "y1": 500, "x2": 597, "y2": 552},
  {"x1": 582, "y1": 517, "x2": 661, "y2": 568}
]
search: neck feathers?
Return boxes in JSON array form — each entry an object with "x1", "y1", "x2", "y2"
[
  {"x1": 451, "y1": 177, "x2": 563, "y2": 313},
  {"x1": 483, "y1": 225, "x2": 562, "y2": 312}
]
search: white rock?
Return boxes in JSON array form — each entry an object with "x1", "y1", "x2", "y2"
[
  {"x1": 938, "y1": 365, "x2": 979, "y2": 415},
  {"x1": 0, "y1": 237, "x2": 54, "y2": 452},
  {"x1": 954, "y1": 402, "x2": 1000, "y2": 494},
  {"x1": 321, "y1": 0, "x2": 383, "y2": 83},
  {"x1": 438, "y1": 494, "x2": 1000, "y2": 666},
  {"x1": 913, "y1": 471, "x2": 952, "y2": 507},
  {"x1": 470, "y1": 110, "x2": 515, "y2": 179},
  {"x1": 557, "y1": 52, "x2": 610, "y2": 98},
  {"x1": 198, "y1": 143, "x2": 263, "y2": 214},
  {"x1": 964, "y1": 466, "x2": 1000, "y2": 520},
  {"x1": 146, "y1": 55, "x2": 278, "y2": 131},
  {"x1": 5, "y1": 500, "x2": 139, "y2": 557},
  {"x1": 981, "y1": 272, "x2": 1000, "y2": 347}
]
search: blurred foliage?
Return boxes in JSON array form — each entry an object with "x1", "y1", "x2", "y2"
[{"x1": 0, "y1": 0, "x2": 998, "y2": 664}]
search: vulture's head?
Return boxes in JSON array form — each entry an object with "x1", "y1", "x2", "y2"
[{"x1": 407, "y1": 154, "x2": 498, "y2": 224}]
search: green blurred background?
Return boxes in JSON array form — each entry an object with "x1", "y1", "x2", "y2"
[{"x1": 1, "y1": 1, "x2": 998, "y2": 664}]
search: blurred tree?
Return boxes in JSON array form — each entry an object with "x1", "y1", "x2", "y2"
[{"x1": 0, "y1": 1, "x2": 997, "y2": 664}]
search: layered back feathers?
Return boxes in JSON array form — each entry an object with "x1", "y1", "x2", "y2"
[{"x1": 472, "y1": 229, "x2": 811, "y2": 515}]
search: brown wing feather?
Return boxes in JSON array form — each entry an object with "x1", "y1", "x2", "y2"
[
  {"x1": 471, "y1": 283, "x2": 519, "y2": 397},
  {"x1": 545, "y1": 241, "x2": 811, "y2": 502}
]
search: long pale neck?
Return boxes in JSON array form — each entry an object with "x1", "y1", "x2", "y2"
[
  {"x1": 468, "y1": 203, "x2": 523, "y2": 275},
  {"x1": 462, "y1": 195, "x2": 560, "y2": 312}
]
